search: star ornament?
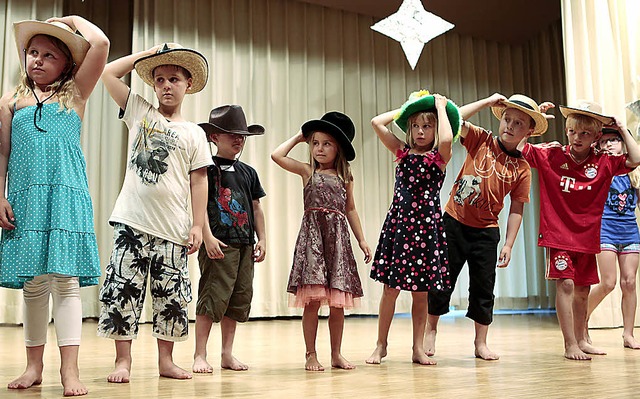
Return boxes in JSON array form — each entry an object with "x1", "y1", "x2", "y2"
[{"x1": 371, "y1": 0, "x2": 454, "y2": 69}]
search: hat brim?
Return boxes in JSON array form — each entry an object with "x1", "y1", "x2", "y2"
[
  {"x1": 134, "y1": 48, "x2": 208, "y2": 94},
  {"x1": 14, "y1": 20, "x2": 90, "y2": 72},
  {"x1": 558, "y1": 105, "x2": 614, "y2": 125},
  {"x1": 394, "y1": 96, "x2": 462, "y2": 139},
  {"x1": 199, "y1": 122, "x2": 265, "y2": 136},
  {"x1": 301, "y1": 119, "x2": 355, "y2": 161},
  {"x1": 491, "y1": 100, "x2": 549, "y2": 136}
]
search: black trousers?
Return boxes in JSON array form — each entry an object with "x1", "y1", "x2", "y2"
[{"x1": 428, "y1": 213, "x2": 500, "y2": 325}]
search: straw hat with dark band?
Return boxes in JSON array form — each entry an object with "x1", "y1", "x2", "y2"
[
  {"x1": 14, "y1": 20, "x2": 90, "y2": 72},
  {"x1": 134, "y1": 43, "x2": 209, "y2": 94},
  {"x1": 559, "y1": 101, "x2": 614, "y2": 125},
  {"x1": 491, "y1": 94, "x2": 548, "y2": 136}
]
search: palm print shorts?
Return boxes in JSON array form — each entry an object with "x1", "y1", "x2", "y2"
[{"x1": 97, "y1": 223, "x2": 192, "y2": 342}]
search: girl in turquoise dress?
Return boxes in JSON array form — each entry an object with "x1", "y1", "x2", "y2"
[{"x1": 0, "y1": 16, "x2": 108, "y2": 396}]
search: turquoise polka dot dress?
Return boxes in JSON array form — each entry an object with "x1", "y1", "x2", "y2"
[{"x1": 0, "y1": 103, "x2": 100, "y2": 288}]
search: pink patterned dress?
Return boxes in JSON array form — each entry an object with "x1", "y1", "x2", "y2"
[{"x1": 287, "y1": 172, "x2": 363, "y2": 308}]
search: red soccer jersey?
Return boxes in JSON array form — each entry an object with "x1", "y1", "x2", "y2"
[{"x1": 522, "y1": 143, "x2": 631, "y2": 253}]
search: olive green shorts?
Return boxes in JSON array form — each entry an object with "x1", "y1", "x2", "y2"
[{"x1": 196, "y1": 244, "x2": 254, "y2": 322}]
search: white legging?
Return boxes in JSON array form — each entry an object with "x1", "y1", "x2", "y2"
[{"x1": 23, "y1": 274, "x2": 82, "y2": 347}]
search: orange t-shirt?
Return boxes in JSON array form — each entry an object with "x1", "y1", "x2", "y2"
[{"x1": 444, "y1": 124, "x2": 531, "y2": 228}]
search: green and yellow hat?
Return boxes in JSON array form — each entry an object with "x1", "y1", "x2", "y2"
[{"x1": 393, "y1": 90, "x2": 461, "y2": 138}]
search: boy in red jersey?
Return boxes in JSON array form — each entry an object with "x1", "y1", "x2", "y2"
[{"x1": 521, "y1": 101, "x2": 640, "y2": 360}]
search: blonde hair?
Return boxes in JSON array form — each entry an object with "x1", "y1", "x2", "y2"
[
  {"x1": 565, "y1": 114, "x2": 603, "y2": 134},
  {"x1": 308, "y1": 132, "x2": 353, "y2": 182},
  {"x1": 14, "y1": 34, "x2": 78, "y2": 111},
  {"x1": 406, "y1": 111, "x2": 438, "y2": 150}
]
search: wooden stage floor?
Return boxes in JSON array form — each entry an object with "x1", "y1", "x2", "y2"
[{"x1": 1, "y1": 312, "x2": 639, "y2": 398}]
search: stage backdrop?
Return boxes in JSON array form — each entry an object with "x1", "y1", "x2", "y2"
[{"x1": 0, "y1": 0, "x2": 567, "y2": 323}]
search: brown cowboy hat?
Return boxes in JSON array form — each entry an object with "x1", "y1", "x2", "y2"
[
  {"x1": 199, "y1": 105, "x2": 264, "y2": 136},
  {"x1": 134, "y1": 43, "x2": 208, "y2": 94},
  {"x1": 14, "y1": 20, "x2": 90, "y2": 73},
  {"x1": 301, "y1": 111, "x2": 356, "y2": 161}
]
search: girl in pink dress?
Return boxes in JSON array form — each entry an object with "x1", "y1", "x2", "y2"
[{"x1": 271, "y1": 111, "x2": 372, "y2": 371}]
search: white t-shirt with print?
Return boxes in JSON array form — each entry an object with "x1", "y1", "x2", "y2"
[{"x1": 109, "y1": 93, "x2": 213, "y2": 245}]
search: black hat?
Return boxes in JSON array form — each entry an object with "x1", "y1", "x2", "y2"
[
  {"x1": 301, "y1": 111, "x2": 356, "y2": 161},
  {"x1": 199, "y1": 105, "x2": 264, "y2": 136}
]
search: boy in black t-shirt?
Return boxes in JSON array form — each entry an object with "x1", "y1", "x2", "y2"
[{"x1": 192, "y1": 105, "x2": 267, "y2": 372}]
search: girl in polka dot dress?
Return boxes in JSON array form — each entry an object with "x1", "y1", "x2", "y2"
[
  {"x1": 366, "y1": 91, "x2": 459, "y2": 366},
  {"x1": 272, "y1": 111, "x2": 372, "y2": 372},
  {"x1": 0, "y1": 16, "x2": 108, "y2": 396}
]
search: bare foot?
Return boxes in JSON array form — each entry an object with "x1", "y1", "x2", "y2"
[
  {"x1": 579, "y1": 341, "x2": 607, "y2": 355},
  {"x1": 365, "y1": 345, "x2": 387, "y2": 365},
  {"x1": 221, "y1": 354, "x2": 248, "y2": 371},
  {"x1": 305, "y1": 352, "x2": 324, "y2": 372},
  {"x1": 61, "y1": 368, "x2": 88, "y2": 397},
  {"x1": 8, "y1": 368, "x2": 43, "y2": 390},
  {"x1": 412, "y1": 351, "x2": 437, "y2": 365},
  {"x1": 331, "y1": 354, "x2": 356, "y2": 370},
  {"x1": 424, "y1": 329, "x2": 437, "y2": 357},
  {"x1": 585, "y1": 327, "x2": 592, "y2": 344},
  {"x1": 192, "y1": 355, "x2": 213, "y2": 373},
  {"x1": 107, "y1": 358, "x2": 131, "y2": 383},
  {"x1": 623, "y1": 335, "x2": 640, "y2": 349},
  {"x1": 565, "y1": 345, "x2": 592, "y2": 360},
  {"x1": 474, "y1": 344, "x2": 500, "y2": 361},
  {"x1": 159, "y1": 360, "x2": 192, "y2": 380}
]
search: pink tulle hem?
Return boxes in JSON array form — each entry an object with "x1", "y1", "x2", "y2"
[{"x1": 289, "y1": 285, "x2": 361, "y2": 309}]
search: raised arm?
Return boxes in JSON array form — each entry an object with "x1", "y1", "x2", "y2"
[
  {"x1": 433, "y1": 94, "x2": 453, "y2": 168},
  {"x1": 371, "y1": 109, "x2": 405, "y2": 154},
  {"x1": 458, "y1": 93, "x2": 507, "y2": 139},
  {"x1": 270, "y1": 131, "x2": 312, "y2": 181},
  {"x1": 47, "y1": 16, "x2": 109, "y2": 102},
  {"x1": 101, "y1": 45, "x2": 160, "y2": 110},
  {"x1": 613, "y1": 118, "x2": 640, "y2": 168}
]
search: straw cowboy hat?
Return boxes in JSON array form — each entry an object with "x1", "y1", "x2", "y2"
[
  {"x1": 302, "y1": 111, "x2": 356, "y2": 161},
  {"x1": 559, "y1": 100, "x2": 614, "y2": 125},
  {"x1": 134, "y1": 43, "x2": 208, "y2": 94},
  {"x1": 491, "y1": 94, "x2": 548, "y2": 136},
  {"x1": 13, "y1": 19, "x2": 90, "y2": 72},
  {"x1": 199, "y1": 105, "x2": 265, "y2": 136},
  {"x1": 393, "y1": 90, "x2": 462, "y2": 138}
]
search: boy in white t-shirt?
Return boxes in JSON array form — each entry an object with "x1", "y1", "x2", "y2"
[{"x1": 97, "y1": 43, "x2": 212, "y2": 382}]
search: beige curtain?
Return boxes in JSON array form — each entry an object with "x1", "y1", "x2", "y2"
[
  {"x1": 562, "y1": 0, "x2": 640, "y2": 328},
  {"x1": 0, "y1": 0, "x2": 565, "y2": 323}
]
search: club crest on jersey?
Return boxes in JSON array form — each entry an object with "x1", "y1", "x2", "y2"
[
  {"x1": 555, "y1": 256, "x2": 569, "y2": 271},
  {"x1": 584, "y1": 163, "x2": 598, "y2": 179}
]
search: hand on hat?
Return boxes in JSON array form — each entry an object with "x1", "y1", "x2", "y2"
[
  {"x1": 433, "y1": 93, "x2": 448, "y2": 109},
  {"x1": 539, "y1": 101, "x2": 556, "y2": 119},
  {"x1": 604, "y1": 116, "x2": 626, "y2": 134},
  {"x1": 488, "y1": 93, "x2": 508, "y2": 107},
  {"x1": 46, "y1": 16, "x2": 75, "y2": 31}
]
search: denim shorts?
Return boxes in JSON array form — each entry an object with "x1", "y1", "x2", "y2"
[{"x1": 600, "y1": 243, "x2": 640, "y2": 254}]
